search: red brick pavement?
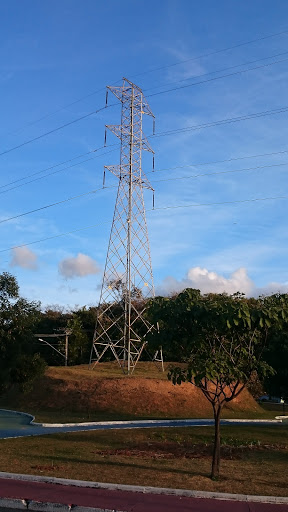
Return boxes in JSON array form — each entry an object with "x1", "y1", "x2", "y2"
[{"x1": 0, "y1": 477, "x2": 288, "y2": 511}]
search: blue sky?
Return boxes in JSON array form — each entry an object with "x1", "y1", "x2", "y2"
[{"x1": 1, "y1": 0, "x2": 288, "y2": 308}]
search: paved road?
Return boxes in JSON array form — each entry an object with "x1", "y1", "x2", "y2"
[
  {"x1": 1, "y1": 477, "x2": 288, "y2": 512},
  {"x1": 0, "y1": 410, "x2": 281, "y2": 439}
]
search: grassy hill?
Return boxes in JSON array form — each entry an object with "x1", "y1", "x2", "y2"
[{"x1": 0, "y1": 362, "x2": 267, "y2": 423}]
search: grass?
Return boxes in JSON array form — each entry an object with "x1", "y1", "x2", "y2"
[
  {"x1": 35, "y1": 407, "x2": 280, "y2": 423},
  {"x1": 0, "y1": 425, "x2": 287, "y2": 496},
  {"x1": 46, "y1": 362, "x2": 170, "y2": 380},
  {"x1": 0, "y1": 403, "x2": 278, "y2": 424}
]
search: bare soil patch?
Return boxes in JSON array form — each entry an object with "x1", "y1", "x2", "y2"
[
  {"x1": 93, "y1": 440, "x2": 288, "y2": 460},
  {"x1": 3, "y1": 362, "x2": 263, "y2": 420}
]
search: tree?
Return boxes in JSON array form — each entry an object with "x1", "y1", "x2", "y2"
[
  {"x1": 264, "y1": 327, "x2": 288, "y2": 401},
  {"x1": 11, "y1": 353, "x2": 47, "y2": 393},
  {"x1": 148, "y1": 289, "x2": 287, "y2": 479},
  {"x1": 65, "y1": 314, "x2": 90, "y2": 365},
  {"x1": 0, "y1": 272, "x2": 45, "y2": 393}
]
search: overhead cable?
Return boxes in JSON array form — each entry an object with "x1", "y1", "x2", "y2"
[
  {"x1": 1, "y1": 193, "x2": 288, "y2": 255},
  {"x1": 149, "y1": 195, "x2": 288, "y2": 211},
  {"x1": 146, "y1": 148, "x2": 288, "y2": 175},
  {"x1": 0, "y1": 184, "x2": 117, "y2": 225},
  {"x1": 149, "y1": 161, "x2": 288, "y2": 184},
  {"x1": 144, "y1": 49, "x2": 288, "y2": 93},
  {"x1": 132, "y1": 28, "x2": 288, "y2": 79},
  {"x1": 0, "y1": 104, "x2": 117, "y2": 158},
  {"x1": 0, "y1": 221, "x2": 110, "y2": 254},
  {"x1": 146, "y1": 55, "x2": 288, "y2": 98},
  {"x1": 2, "y1": 104, "x2": 288, "y2": 197},
  {"x1": 0, "y1": 148, "x2": 117, "y2": 195},
  {"x1": 149, "y1": 105, "x2": 288, "y2": 139},
  {"x1": 2, "y1": 54, "x2": 288, "y2": 160},
  {"x1": 5, "y1": 28, "x2": 287, "y2": 139}
]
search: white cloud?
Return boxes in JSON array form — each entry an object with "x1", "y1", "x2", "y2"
[
  {"x1": 10, "y1": 246, "x2": 38, "y2": 270},
  {"x1": 156, "y1": 266, "x2": 288, "y2": 298},
  {"x1": 58, "y1": 253, "x2": 100, "y2": 279},
  {"x1": 156, "y1": 267, "x2": 253, "y2": 296}
]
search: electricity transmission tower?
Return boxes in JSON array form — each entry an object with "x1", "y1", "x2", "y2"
[{"x1": 90, "y1": 77, "x2": 156, "y2": 374}]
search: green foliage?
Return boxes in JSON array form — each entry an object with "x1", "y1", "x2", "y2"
[
  {"x1": 148, "y1": 288, "x2": 288, "y2": 478},
  {"x1": 151, "y1": 289, "x2": 287, "y2": 398},
  {"x1": 0, "y1": 272, "x2": 45, "y2": 393},
  {"x1": 264, "y1": 327, "x2": 288, "y2": 400},
  {"x1": 11, "y1": 353, "x2": 47, "y2": 393},
  {"x1": 66, "y1": 313, "x2": 91, "y2": 365}
]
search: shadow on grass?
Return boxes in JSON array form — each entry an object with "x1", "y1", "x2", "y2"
[
  {"x1": 38, "y1": 424, "x2": 288, "y2": 447},
  {"x1": 25, "y1": 452, "x2": 210, "y2": 478}
]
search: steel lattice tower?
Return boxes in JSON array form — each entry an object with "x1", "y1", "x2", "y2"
[{"x1": 90, "y1": 78, "x2": 156, "y2": 374}]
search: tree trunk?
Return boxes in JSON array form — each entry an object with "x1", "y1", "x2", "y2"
[{"x1": 211, "y1": 404, "x2": 222, "y2": 479}]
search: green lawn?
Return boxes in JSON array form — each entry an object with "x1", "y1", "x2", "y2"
[{"x1": 0, "y1": 425, "x2": 287, "y2": 497}]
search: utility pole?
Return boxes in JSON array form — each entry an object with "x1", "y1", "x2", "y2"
[
  {"x1": 35, "y1": 328, "x2": 72, "y2": 366},
  {"x1": 65, "y1": 331, "x2": 69, "y2": 367},
  {"x1": 90, "y1": 78, "x2": 156, "y2": 375}
]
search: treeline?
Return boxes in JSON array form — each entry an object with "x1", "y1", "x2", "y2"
[
  {"x1": 0, "y1": 271, "x2": 287, "y2": 401},
  {"x1": 147, "y1": 289, "x2": 288, "y2": 401},
  {"x1": 34, "y1": 306, "x2": 97, "y2": 366}
]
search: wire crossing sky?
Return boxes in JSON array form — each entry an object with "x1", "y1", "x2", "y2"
[{"x1": 1, "y1": 0, "x2": 288, "y2": 306}]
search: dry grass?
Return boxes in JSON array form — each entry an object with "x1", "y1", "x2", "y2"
[
  {"x1": 46, "y1": 362, "x2": 170, "y2": 380},
  {"x1": 0, "y1": 363, "x2": 267, "y2": 423},
  {"x1": 0, "y1": 425, "x2": 287, "y2": 496}
]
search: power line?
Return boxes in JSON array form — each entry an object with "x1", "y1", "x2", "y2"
[
  {"x1": 3, "y1": 102, "x2": 288, "y2": 196},
  {"x1": 144, "y1": 49, "x2": 288, "y2": 93},
  {"x1": 2, "y1": 53, "x2": 288, "y2": 161},
  {"x1": 146, "y1": 55, "x2": 288, "y2": 98},
  {"x1": 0, "y1": 221, "x2": 111, "y2": 254},
  {"x1": 1, "y1": 193, "x2": 288, "y2": 255},
  {"x1": 0, "y1": 147, "x2": 117, "y2": 195},
  {"x1": 4, "y1": 28, "x2": 287, "y2": 140},
  {"x1": 149, "y1": 161, "x2": 288, "y2": 184},
  {"x1": 132, "y1": 28, "x2": 288, "y2": 79},
  {"x1": 149, "y1": 105, "x2": 288, "y2": 139},
  {"x1": 0, "y1": 151, "x2": 96, "y2": 190},
  {"x1": 0, "y1": 184, "x2": 117, "y2": 225},
  {"x1": 4, "y1": 139, "x2": 288, "y2": 196},
  {"x1": 1, "y1": 157, "x2": 287, "y2": 221},
  {"x1": 3, "y1": 101, "x2": 288, "y2": 201},
  {"x1": 0, "y1": 143, "x2": 119, "y2": 191},
  {"x1": 149, "y1": 195, "x2": 288, "y2": 211},
  {"x1": 146, "y1": 148, "x2": 288, "y2": 175},
  {"x1": 1, "y1": 80, "x2": 123, "y2": 140},
  {"x1": 4, "y1": 151, "x2": 286, "y2": 197},
  {"x1": 2, "y1": 102, "x2": 288, "y2": 198},
  {"x1": 2, "y1": 88, "x2": 108, "y2": 139},
  {"x1": 0, "y1": 104, "x2": 117, "y2": 158}
]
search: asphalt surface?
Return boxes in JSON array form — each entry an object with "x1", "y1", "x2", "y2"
[
  {"x1": 0, "y1": 410, "x2": 280, "y2": 439},
  {"x1": 1, "y1": 477, "x2": 288, "y2": 512}
]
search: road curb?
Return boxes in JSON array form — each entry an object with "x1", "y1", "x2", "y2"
[
  {"x1": 0, "y1": 497, "x2": 117, "y2": 512},
  {"x1": 39, "y1": 418, "x2": 280, "y2": 428},
  {"x1": 0, "y1": 472, "x2": 288, "y2": 505}
]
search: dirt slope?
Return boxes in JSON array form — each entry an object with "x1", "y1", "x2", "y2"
[{"x1": 12, "y1": 364, "x2": 262, "y2": 418}]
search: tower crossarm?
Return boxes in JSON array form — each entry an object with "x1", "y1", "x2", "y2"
[
  {"x1": 105, "y1": 126, "x2": 154, "y2": 154},
  {"x1": 107, "y1": 78, "x2": 154, "y2": 119},
  {"x1": 141, "y1": 135, "x2": 154, "y2": 154},
  {"x1": 104, "y1": 165, "x2": 154, "y2": 191}
]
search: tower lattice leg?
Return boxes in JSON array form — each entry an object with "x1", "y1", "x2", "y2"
[{"x1": 90, "y1": 78, "x2": 156, "y2": 375}]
